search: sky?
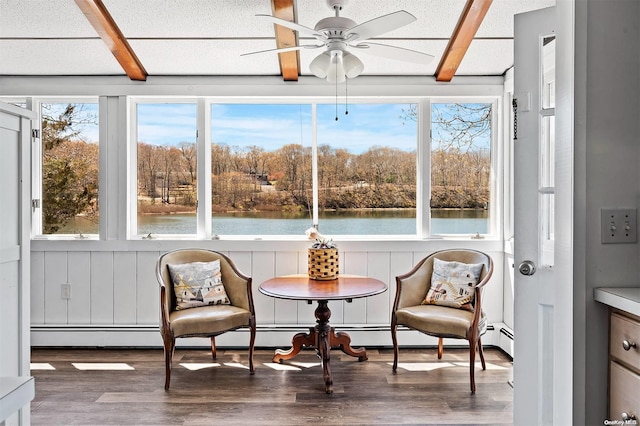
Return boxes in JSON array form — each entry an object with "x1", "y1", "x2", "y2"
[
  {"x1": 46, "y1": 101, "x2": 491, "y2": 154},
  {"x1": 137, "y1": 102, "x2": 419, "y2": 154}
]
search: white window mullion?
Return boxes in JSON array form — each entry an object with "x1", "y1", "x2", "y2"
[
  {"x1": 27, "y1": 98, "x2": 43, "y2": 237},
  {"x1": 100, "y1": 95, "x2": 129, "y2": 240},
  {"x1": 198, "y1": 98, "x2": 212, "y2": 239},
  {"x1": 419, "y1": 98, "x2": 431, "y2": 238},
  {"x1": 128, "y1": 100, "x2": 138, "y2": 238},
  {"x1": 311, "y1": 103, "x2": 318, "y2": 227}
]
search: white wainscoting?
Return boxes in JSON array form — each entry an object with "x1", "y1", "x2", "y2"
[{"x1": 30, "y1": 240, "x2": 509, "y2": 353}]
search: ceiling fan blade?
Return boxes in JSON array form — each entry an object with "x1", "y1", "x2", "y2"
[
  {"x1": 256, "y1": 14, "x2": 325, "y2": 40},
  {"x1": 241, "y1": 44, "x2": 323, "y2": 57},
  {"x1": 353, "y1": 42, "x2": 435, "y2": 64},
  {"x1": 347, "y1": 10, "x2": 416, "y2": 43}
]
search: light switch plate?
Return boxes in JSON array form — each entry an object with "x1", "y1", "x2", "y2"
[{"x1": 601, "y1": 208, "x2": 637, "y2": 244}]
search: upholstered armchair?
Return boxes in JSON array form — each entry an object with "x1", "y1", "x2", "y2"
[
  {"x1": 391, "y1": 249, "x2": 494, "y2": 393},
  {"x1": 156, "y1": 249, "x2": 256, "y2": 390}
]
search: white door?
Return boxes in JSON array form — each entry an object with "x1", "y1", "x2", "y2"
[
  {"x1": 0, "y1": 102, "x2": 34, "y2": 425},
  {"x1": 514, "y1": 6, "x2": 571, "y2": 425}
]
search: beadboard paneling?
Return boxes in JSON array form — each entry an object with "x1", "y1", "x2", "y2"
[
  {"x1": 90, "y1": 251, "x2": 114, "y2": 324},
  {"x1": 113, "y1": 251, "x2": 137, "y2": 324},
  {"x1": 30, "y1": 243, "x2": 505, "y2": 348},
  {"x1": 68, "y1": 251, "x2": 91, "y2": 324}
]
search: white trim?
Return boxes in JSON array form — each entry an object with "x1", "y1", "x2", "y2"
[
  {"x1": 31, "y1": 324, "x2": 508, "y2": 352},
  {"x1": 0, "y1": 76, "x2": 504, "y2": 98}
]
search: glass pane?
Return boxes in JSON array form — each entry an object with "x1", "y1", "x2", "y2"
[
  {"x1": 540, "y1": 193, "x2": 555, "y2": 267},
  {"x1": 541, "y1": 115, "x2": 555, "y2": 187},
  {"x1": 542, "y1": 36, "x2": 556, "y2": 109},
  {"x1": 316, "y1": 103, "x2": 417, "y2": 236},
  {"x1": 431, "y1": 103, "x2": 492, "y2": 235},
  {"x1": 41, "y1": 102, "x2": 99, "y2": 235},
  {"x1": 210, "y1": 104, "x2": 312, "y2": 236},
  {"x1": 136, "y1": 103, "x2": 197, "y2": 235}
]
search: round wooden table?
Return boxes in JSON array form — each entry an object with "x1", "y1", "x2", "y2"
[{"x1": 259, "y1": 274, "x2": 387, "y2": 393}]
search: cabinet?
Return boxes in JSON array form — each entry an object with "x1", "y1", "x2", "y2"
[{"x1": 608, "y1": 310, "x2": 640, "y2": 422}]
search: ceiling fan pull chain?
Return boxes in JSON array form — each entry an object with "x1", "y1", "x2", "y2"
[
  {"x1": 335, "y1": 64, "x2": 339, "y2": 121},
  {"x1": 345, "y1": 77, "x2": 349, "y2": 116},
  {"x1": 512, "y1": 98, "x2": 518, "y2": 140}
]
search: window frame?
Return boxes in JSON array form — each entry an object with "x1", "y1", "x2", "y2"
[
  {"x1": 129, "y1": 96, "x2": 500, "y2": 241},
  {"x1": 31, "y1": 97, "x2": 101, "y2": 239},
  {"x1": 18, "y1": 93, "x2": 501, "y2": 241},
  {"x1": 428, "y1": 97, "x2": 500, "y2": 239}
]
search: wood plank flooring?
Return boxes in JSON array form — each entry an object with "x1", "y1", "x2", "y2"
[{"x1": 30, "y1": 346, "x2": 513, "y2": 425}]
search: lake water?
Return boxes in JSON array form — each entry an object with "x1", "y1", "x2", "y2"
[{"x1": 58, "y1": 209, "x2": 488, "y2": 236}]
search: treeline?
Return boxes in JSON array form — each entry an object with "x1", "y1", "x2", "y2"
[
  {"x1": 136, "y1": 141, "x2": 490, "y2": 213},
  {"x1": 41, "y1": 102, "x2": 491, "y2": 233}
]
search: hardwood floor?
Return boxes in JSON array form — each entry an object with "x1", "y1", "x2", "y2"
[{"x1": 30, "y1": 346, "x2": 513, "y2": 425}]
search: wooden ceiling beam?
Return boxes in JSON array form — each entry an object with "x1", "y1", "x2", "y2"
[
  {"x1": 272, "y1": 0, "x2": 300, "y2": 81},
  {"x1": 74, "y1": 0, "x2": 147, "y2": 81},
  {"x1": 435, "y1": 0, "x2": 492, "y2": 82}
]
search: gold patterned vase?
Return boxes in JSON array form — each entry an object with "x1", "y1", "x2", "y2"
[{"x1": 307, "y1": 248, "x2": 339, "y2": 280}]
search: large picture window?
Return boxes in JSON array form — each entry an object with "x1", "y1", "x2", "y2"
[
  {"x1": 316, "y1": 103, "x2": 417, "y2": 236},
  {"x1": 430, "y1": 102, "x2": 492, "y2": 236},
  {"x1": 39, "y1": 101, "x2": 99, "y2": 236},
  {"x1": 136, "y1": 103, "x2": 197, "y2": 235},
  {"x1": 129, "y1": 99, "x2": 495, "y2": 238},
  {"x1": 210, "y1": 104, "x2": 313, "y2": 236}
]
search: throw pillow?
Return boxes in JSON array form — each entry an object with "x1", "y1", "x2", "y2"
[
  {"x1": 168, "y1": 260, "x2": 230, "y2": 310},
  {"x1": 422, "y1": 258, "x2": 484, "y2": 311}
]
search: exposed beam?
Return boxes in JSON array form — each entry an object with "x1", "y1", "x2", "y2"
[
  {"x1": 74, "y1": 0, "x2": 147, "y2": 81},
  {"x1": 271, "y1": 0, "x2": 300, "y2": 81},
  {"x1": 435, "y1": 0, "x2": 492, "y2": 82}
]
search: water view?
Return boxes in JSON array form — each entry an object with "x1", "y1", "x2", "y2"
[{"x1": 58, "y1": 209, "x2": 488, "y2": 236}]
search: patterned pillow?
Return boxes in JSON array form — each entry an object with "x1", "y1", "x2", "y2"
[
  {"x1": 168, "y1": 260, "x2": 230, "y2": 310},
  {"x1": 422, "y1": 258, "x2": 484, "y2": 311}
]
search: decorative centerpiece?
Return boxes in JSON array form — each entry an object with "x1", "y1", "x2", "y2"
[{"x1": 305, "y1": 227, "x2": 339, "y2": 280}]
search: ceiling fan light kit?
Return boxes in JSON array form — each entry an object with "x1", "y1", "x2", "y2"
[{"x1": 245, "y1": 0, "x2": 434, "y2": 83}]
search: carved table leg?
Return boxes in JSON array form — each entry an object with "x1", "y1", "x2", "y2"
[
  {"x1": 314, "y1": 300, "x2": 333, "y2": 394},
  {"x1": 330, "y1": 330, "x2": 368, "y2": 361},
  {"x1": 273, "y1": 329, "x2": 316, "y2": 363},
  {"x1": 273, "y1": 299, "x2": 367, "y2": 393}
]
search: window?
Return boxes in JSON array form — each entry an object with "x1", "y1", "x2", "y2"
[
  {"x1": 136, "y1": 103, "x2": 197, "y2": 236},
  {"x1": 128, "y1": 98, "x2": 495, "y2": 239},
  {"x1": 210, "y1": 104, "x2": 313, "y2": 236},
  {"x1": 38, "y1": 101, "x2": 99, "y2": 236},
  {"x1": 430, "y1": 102, "x2": 492, "y2": 236},
  {"x1": 316, "y1": 103, "x2": 417, "y2": 236}
]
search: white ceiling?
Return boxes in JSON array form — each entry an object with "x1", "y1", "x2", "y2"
[{"x1": 0, "y1": 0, "x2": 555, "y2": 79}]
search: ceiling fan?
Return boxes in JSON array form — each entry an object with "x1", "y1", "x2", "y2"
[{"x1": 243, "y1": 0, "x2": 434, "y2": 83}]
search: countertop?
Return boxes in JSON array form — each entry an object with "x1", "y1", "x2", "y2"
[{"x1": 594, "y1": 287, "x2": 640, "y2": 317}]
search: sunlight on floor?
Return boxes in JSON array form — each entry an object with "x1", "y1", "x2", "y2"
[
  {"x1": 391, "y1": 362, "x2": 509, "y2": 371},
  {"x1": 223, "y1": 362, "x2": 249, "y2": 370},
  {"x1": 262, "y1": 361, "x2": 321, "y2": 371},
  {"x1": 72, "y1": 363, "x2": 134, "y2": 370},
  {"x1": 179, "y1": 363, "x2": 221, "y2": 370},
  {"x1": 30, "y1": 363, "x2": 55, "y2": 370},
  {"x1": 262, "y1": 362, "x2": 301, "y2": 371}
]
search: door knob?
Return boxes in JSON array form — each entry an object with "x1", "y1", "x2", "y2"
[{"x1": 518, "y1": 260, "x2": 536, "y2": 276}]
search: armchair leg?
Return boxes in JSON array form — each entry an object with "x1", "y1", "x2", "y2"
[
  {"x1": 478, "y1": 337, "x2": 486, "y2": 370},
  {"x1": 163, "y1": 336, "x2": 175, "y2": 391},
  {"x1": 469, "y1": 338, "x2": 477, "y2": 394},
  {"x1": 391, "y1": 320, "x2": 399, "y2": 372},
  {"x1": 210, "y1": 337, "x2": 217, "y2": 360},
  {"x1": 249, "y1": 317, "x2": 256, "y2": 375},
  {"x1": 437, "y1": 337, "x2": 444, "y2": 360}
]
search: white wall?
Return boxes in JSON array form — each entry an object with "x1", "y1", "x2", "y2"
[
  {"x1": 575, "y1": 0, "x2": 640, "y2": 424},
  {"x1": 0, "y1": 75, "x2": 512, "y2": 351},
  {"x1": 30, "y1": 239, "x2": 505, "y2": 349}
]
